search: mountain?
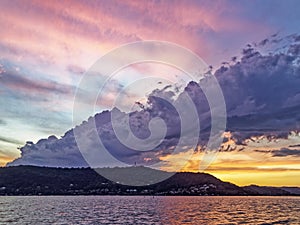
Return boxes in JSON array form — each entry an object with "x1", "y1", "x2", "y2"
[
  {"x1": 0, "y1": 166, "x2": 245, "y2": 195},
  {"x1": 0, "y1": 166, "x2": 298, "y2": 196},
  {"x1": 242, "y1": 185, "x2": 291, "y2": 196},
  {"x1": 243, "y1": 185, "x2": 300, "y2": 196},
  {"x1": 280, "y1": 187, "x2": 300, "y2": 195}
]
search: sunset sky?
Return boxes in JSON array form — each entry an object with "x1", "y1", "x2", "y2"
[{"x1": 1, "y1": 0, "x2": 300, "y2": 186}]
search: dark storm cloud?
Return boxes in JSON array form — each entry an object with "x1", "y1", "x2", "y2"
[
  {"x1": 214, "y1": 40, "x2": 300, "y2": 143},
  {"x1": 8, "y1": 35, "x2": 300, "y2": 167}
]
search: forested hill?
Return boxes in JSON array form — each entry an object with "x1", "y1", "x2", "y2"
[{"x1": 0, "y1": 166, "x2": 298, "y2": 196}]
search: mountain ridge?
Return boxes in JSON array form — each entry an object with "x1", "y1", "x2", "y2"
[{"x1": 0, "y1": 166, "x2": 299, "y2": 196}]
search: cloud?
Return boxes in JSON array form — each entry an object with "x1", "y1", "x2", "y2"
[
  {"x1": 8, "y1": 135, "x2": 88, "y2": 167},
  {"x1": 289, "y1": 144, "x2": 300, "y2": 148},
  {"x1": 7, "y1": 35, "x2": 300, "y2": 168},
  {"x1": 214, "y1": 42, "x2": 300, "y2": 143},
  {"x1": 271, "y1": 148, "x2": 300, "y2": 157},
  {"x1": 66, "y1": 64, "x2": 86, "y2": 75},
  {"x1": 0, "y1": 119, "x2": 6, "y2": 126},
  {"x1": 0, "y1": 136, "x2": 23, "y2": 145},
  {"x1": 0, "y1": 60, "x2": 75, "y2": 137},
  {"x1": 207, "y1": 166, "x2": 300, "y2": 172},
  {"x1": 254, "y1": 148, "x2": 300, "y2": 157},
  {"x1": 1, "y1": 68, "x2": 72, "y2": 95},
  {"x1": 0, "y1": 0, "x2": 290, "y2": 69},
  {"x1": 258, "y1": 38, "x2": 269, "y2": 46}
]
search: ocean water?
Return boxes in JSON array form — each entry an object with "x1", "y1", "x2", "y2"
[{"x1": 0, "y1": 196, "x2": 299, "y2": 224}]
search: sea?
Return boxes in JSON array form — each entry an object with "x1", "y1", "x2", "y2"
[{"x1": 0, "y1": 196, "x2": 299, "y2": 224}]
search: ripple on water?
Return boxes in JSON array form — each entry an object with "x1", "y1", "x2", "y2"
[{"x1": 0, "y1": 196, "x2": 299, "y2": 225}]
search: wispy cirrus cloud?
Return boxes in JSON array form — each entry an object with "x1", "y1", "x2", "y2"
[
  {"x1": 0, "y1": 0, "x2": 286, "y2": 68},
  {"x1": 0, "y1": 136, "x2": 23, "y2": 145},
  {"x1": 1, "y1": 70, "x2": 72, "y2": 95}
]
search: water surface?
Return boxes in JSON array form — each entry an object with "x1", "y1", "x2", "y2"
[{"x1": 0, "y1": 196, "x2": 299, "y2": 224}]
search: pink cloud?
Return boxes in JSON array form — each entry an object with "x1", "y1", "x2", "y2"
[{"x1": 0, "y1": 0, "x2": 274, "y2": 69}]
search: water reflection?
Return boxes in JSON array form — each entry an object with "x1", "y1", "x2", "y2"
[{"x1": 0, "y1": 196, "x2": 299, "y2": 224}]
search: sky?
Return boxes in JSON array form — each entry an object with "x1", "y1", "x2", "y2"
[{"x1": 1, "y1": 0, "x2": 300, "y2": 186}]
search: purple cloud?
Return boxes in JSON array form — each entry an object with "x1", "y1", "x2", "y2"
[
  {"x1": 8, "y1": 35, "x2": 300, "y2": 167},
  {"x1": 255, "y1": 148, "x2": 300, "y2": 157},
  {"x1": 1, "y1": 67, "x2": 72, "y2": 95}
]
